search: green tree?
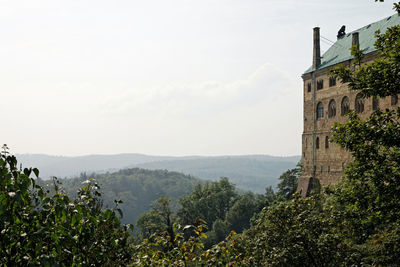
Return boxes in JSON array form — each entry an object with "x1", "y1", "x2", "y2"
[
  {"x1": 326, "y1": 4, "x2": 400, "y2": 264},
  {"x1": 225, "y1": 192, "x2": 265, "y2": 233},
  {"x1": 177, "y1": 177, "x2": 238, "y2": 228},
  {"x1": 0, "y1": 146, "x2": 133, "y2": 265},
  {"x1": 136, "y1": 196, "x2": 175, "y2": 240},
  {"x1": 276, "y1": 162, "x2": 301, "y2": 200}
]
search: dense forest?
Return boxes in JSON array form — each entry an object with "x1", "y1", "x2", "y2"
[
  {"x1": 17, "y1": 153, "x2": 299, "y2": 193},
  {"x1": 132, "y1": 155, "x2": 299, "y2": 193},
  {"x1": 2, "y1": 2, "x2": 400, "y2": 266},
  {"x1": 49, "y1": 168, "x2": 203, "y2": 228}
]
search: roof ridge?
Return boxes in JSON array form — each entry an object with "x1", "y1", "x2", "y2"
[{"x1": 303, "y1": 13, "x2": 400, "y2": 74}]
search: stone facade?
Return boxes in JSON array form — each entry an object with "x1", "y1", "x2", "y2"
[{"x1": 299, "y1": 15, "x2": 400, "y2": 193}]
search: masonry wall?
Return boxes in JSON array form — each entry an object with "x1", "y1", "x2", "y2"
[{"x1": 301, "y1": 53, "x2": 400, "y2": 186}]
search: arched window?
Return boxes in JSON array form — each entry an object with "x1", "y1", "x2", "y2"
[
  {"x1": 391, "y1": 95, "x2": 398, "y2": 106},
  {"x1": 316, "y1": 102, "x2": 324, "y2": 119},
  {"x1": 328, "y1": 99, "x2": 336, "y2": 118},
  {"x1": 325, "y1": 136, "x2": 329, "y2": 148},
  {"x1": 355, "y1": 93, "x2": 364, "y2": 113},
  {"x1": 341, "y1": 96, "x2": 350, "y2": 116},
  {"x1": 316, "y1": 137, "x2": 320, "y2": 149},
  {"x1": 372, "y1": 97, "x2": 379, "y2": 111}
]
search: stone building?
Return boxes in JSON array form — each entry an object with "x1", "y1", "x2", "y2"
[{"x1": 297, "y1": 14, "x2": 400, "y2": 195}]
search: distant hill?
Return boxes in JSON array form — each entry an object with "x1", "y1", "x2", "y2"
[
  {"x1": 132, "y1": 155, "x2": 300, "y2": 193},
  {"x1": 16, "y1": 153, "x2": 300, "y2": 193},
  {"x1": 56, "y1": 168, "x2": 202, "y2": 228},
  {"x1": 16, "y1": 153, "x2": 178, "y2": 178}
]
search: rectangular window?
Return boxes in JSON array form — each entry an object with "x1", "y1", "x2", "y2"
[
  {"x1": 329, "y1": 77, "x2": 336, "y2": 87},
  {"x1": 317, "y1": 80, "x2": 324, "y2": 90},
  {"x1": 307, "y1": 82, "x2": 311, "y2": 92}
]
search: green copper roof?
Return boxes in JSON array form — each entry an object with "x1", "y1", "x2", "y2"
[{"x1": 304, "y1": 14, "x2": 400, "y2": 74}]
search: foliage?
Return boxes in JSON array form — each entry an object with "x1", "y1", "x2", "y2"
[
  {"x1": 243, "y1": 194, "x2": 349, "y2": 266},
  {"x1": 132, "y1": 222, "x2": 248, "y2": 266},
  {"x1": 57, "y1": 168, "x2": 200, "y2": 229},
  {"x1": 137, "y1": 177, "x2": 271, "y2": 248},
  {"x1": 132, "y1": 155, "x2": 299, "y2": 193},
  {"x1": 177, "y1": 178, "x2": 238, "y2": 232},
  {"x1": 136, "y1": 196, "x2": 175, "y2": 239},
  {"x1": 276, "y1": 162, "x2": 301, "y2": 200},
  {"x1": 0, "y1": 145, "x2": 132, "y2": 266}
]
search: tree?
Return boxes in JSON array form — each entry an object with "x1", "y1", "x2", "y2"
[
  {"x1": 276, "y1": 162, "x2": 301, "y2": 200},
  {"x1": 225, "y1": 192, "x2": 265, "y2": 233},
  {"x1": 0, "y1": 145, "x2": 133, "y2": 265},
  {"x1": 327, "y1": 4, "x2": 400, "y2": 264},
  {"x1": 136, "y1": 196, "x2": 175, "y2": 240},
  {"x1": 177, "y1": 177, "x2": 238, "y2": 228}
]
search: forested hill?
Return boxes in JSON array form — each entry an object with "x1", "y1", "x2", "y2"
[
  {"x1": 56, "y1": 168, "x2": 202, "y2": 227},
  {"x1": 132, "y1": 156, "x2": 299, "y2": 193},
  {"x1": 17, "y1": 154, "x2": 299, "y2": 193},
  {"x1": 16, "y1": 153, "x2": 178, "y2": 178}
]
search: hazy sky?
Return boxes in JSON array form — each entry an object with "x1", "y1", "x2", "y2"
[{"x1": 1, "y1": 0, "x2": 397, "y2": 156}]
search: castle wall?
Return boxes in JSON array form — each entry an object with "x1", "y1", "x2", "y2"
[{"x1": 301, "y1": 52, "x2": 400, "y2": 186}]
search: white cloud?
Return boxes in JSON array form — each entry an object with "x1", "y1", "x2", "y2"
[{"x1": 99, "y1": 62, "x2": 297, "y2": 121}]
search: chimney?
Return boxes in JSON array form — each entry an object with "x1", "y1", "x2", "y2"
[
  {"x1": 313, "y1": 27, "x2": 321, "y2": 69},
  {"x1": 352, "y1": 32, "x2": 359, "y2": 50}
]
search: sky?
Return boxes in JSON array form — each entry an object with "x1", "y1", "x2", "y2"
[{"x1": 0, "y1": 0, "x2": 397, "y2": 156}]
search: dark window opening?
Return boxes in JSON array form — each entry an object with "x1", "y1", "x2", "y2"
[
  {"x1": 316, "y1": 137, "x2": 320, "y2": 149},
  {"x1": 316, "y1": 102, "x2": 324, "y2": 119},
  {"x1": 355, "y1": 93, "x2": 364, "y2": 113},
  {"x1": 328, "y1": 166, "x2": 330, "y2": 173},
  {"x1": 391, "y1": 95, "x2": 398, "y2": 106},
  {"x1": 317, "y1": 80, "x2": 324, "y2": 90},
  {"x1": 372, "y1": 97, "x2": 379, "y2": 111},
  {"x1": 325, "y1": 136, "x2": 329, "y2": 148},
  {"x1": 329, "y1": 76, "x2": 336, "y2": 87},
  {"x1": 341, "y1": 96, "x2": 350, "y2": 115},
  {"x1": 307, "y1": 82, "x2": 312, "y2": 92},
  {"x1": 328, "y1": 99, "x2": 336, "y2": 118}
]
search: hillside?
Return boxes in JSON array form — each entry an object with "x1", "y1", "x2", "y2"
[
  {"x1": 133, "y1": 155, "x2": 300, "y2": 193},
  {"x1": 17, "y1": 154, "x2": 300, "y2": 193},
  {"x1": 56, "y1": 168, "x2": 203, "y2": 227}
]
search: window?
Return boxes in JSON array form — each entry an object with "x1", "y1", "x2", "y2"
[
  {"x1": 372, "y1": 97, "x2": 379, "y2": 111},
  {"x1": 316, "y1": 102, "x2": 324, "y2": 119},
  {"x1": 341, "y1": 96, "x2": 350, "y2": 115},
  {"x1": 325, "y1": 136, "x2": 329, "y2": 148},
  {"x1": 316, "y1": 137, "x2": 320, "y2": 149},
  {"x1": 307, "y1": 82, "x2": 312, "y2": 92},
  {"x1": 328, "y1": 99, "x2": 336, "y2": 118},
  {"x1": 329, "y1": 76, "x2": 336, "y2": 87},
  {"x1": 391, "y1": 95, "x2": 398, "y2": 106},
  {"x1": 317, "y1": 79, "x2": 324, "y2": 90},
  {"x1": 355, "y1": 93, "x2": 364, "y2": 113}
]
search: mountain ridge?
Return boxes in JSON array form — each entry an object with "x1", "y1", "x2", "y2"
[{"x1": 16, "y1": 153, "x2": 300, "y2": 193}]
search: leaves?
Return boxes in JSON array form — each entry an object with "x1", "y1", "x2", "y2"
[{"x1": 0, "y1": 150, "x2": 132, "y2": 265}]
